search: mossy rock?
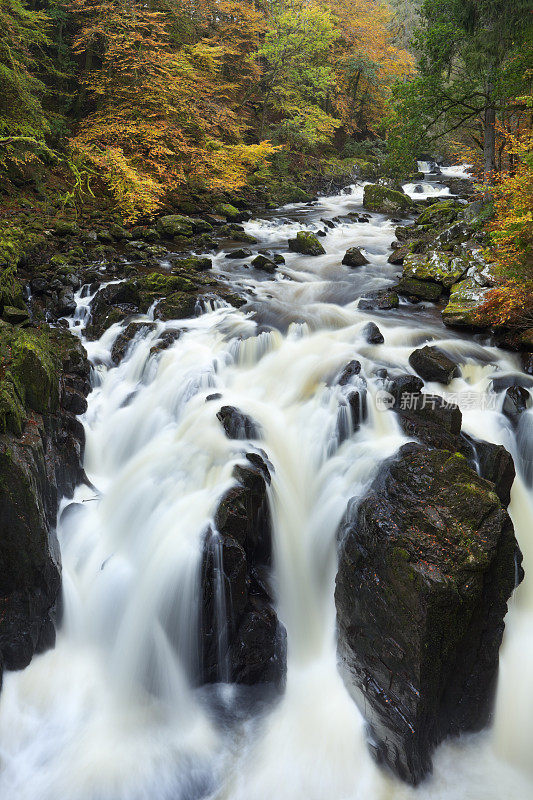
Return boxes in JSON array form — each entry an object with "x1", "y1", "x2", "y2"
[
  {"x1": 10, "y1": 330, "x2": 58, "y2": 415},
  {"x1": 53, "y1": 222, "x2": 79, "y2": 237},
  {"x1": 138, "y1": 272, "x2": 196, "y2": 295},
  {"x1": 288, "y1": 231, "x2": 326, "y2": 256},
  {"x1": 154, "y1": 292, "x2": 198, "y2": 321},
  {"x1": 2, "y1": 306, "x2": 30, "y2": 325},
  {"x1": 402, "y1": 252, "x2": 467, "y2": 289},
  {"x1": 215, "y1": 203, "x2": 241, "y2": 221},
  {"x1": 397, "y1": 276, "x2": 442, "y2": 301},
  {"x1": 157, "y1": 215, "x2": 194, "y2": 238},
  {"x1": 416, "y1": 200, "x2": 462, "y2": 227},
  {"x1": 442, "y1": 277, "x2": 491, "y2": 329},
  {"x1": 0, "y1": 267, "x2": 25, "y2": 310},
  {"x1": 353, "y1": 159, "x2": 379, "y2": 181},
  {"x1": 363, "y1": 184, "x2": 415, "y2": 215},
  {"x1": 175, "y1": 257, "x2": 212, "y2": 273}
]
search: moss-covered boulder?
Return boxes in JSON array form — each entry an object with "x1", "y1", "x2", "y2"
[
  {"x1": 416, "y1": 200, "x2": 463, "y2": 227},
  {"x1": 215, "y1": 203, "x2": 241, "y2": 221},
  {"x1": 363, "y1": 184, "x2": 415, "y2": 215},
  {"x1": 154, "y1": 292, "x2": 198, "y2": 321},
  {"x1": 397, "y1": 276, "x2": 443, "y2": 301},
  {"x1": 336, "y1": 443, "x2": 522, "y2": 785},
  {"x1": 157, "y1": 215, "x2": 194, "y2": 238},
  {"x1": 402, "y1": 252, "x2": 467, "y2": 289},
  {"x1": 342, "y1": 246, "x2": 369, "y2": 267},
  {"x1": 442, "y1": 277, "x2": 491, "y2": 329},
  {"x1": 359, "y1": 289, "x2": 399, "y2": 311},
  {"x1": 288, "y1": 231, "x2": 326, "y2": 256}
]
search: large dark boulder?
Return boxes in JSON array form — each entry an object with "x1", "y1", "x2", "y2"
[
  {"x1": 409, "y1": 345, "x2": 459, "y2": 384},
  {"x1": 200, "y1": 454, "x2": 286, "y2": 688},
  {"x1": 342, "y1": 247, "x2": 368, "y2": 268},
  {"x1": 336, "y1": 443, "x2": 522, "y2": 785},
  {"x1": 216, "y1": 406, "x2": 261, "y2": 440}
]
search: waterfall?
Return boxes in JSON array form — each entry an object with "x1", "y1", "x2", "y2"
[{"x1": 0, "y1": 181, "x2": 531, "y2": 800}]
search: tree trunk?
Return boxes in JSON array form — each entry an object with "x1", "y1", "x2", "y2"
[{"x1": 483, "y1": 78, "x2": 496, "y2": 181}]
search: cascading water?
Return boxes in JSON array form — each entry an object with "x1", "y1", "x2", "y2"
[{"x1": 0, "y1": 177, "x2": 532, "y2": 800}]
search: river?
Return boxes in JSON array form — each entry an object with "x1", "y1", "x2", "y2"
[{"x1": 0, "y1": 170, "x2": 531, "y2": 800}]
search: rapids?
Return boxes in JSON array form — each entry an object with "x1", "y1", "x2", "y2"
[{"x1": 0, "y1": 174, "x2": 531, "y2": 800}]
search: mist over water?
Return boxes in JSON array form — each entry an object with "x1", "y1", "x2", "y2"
[{"x1": 0, "y1": 175, "x2": 531, "y2": 800}]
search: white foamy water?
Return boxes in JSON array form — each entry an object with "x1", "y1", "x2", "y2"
[{"x1": 0, "y1": 177, "x2": 531, "y2": 800}]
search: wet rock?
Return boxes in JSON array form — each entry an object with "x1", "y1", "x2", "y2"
[
  {"x1": 288, "y1": 231, "x2": 326, "y2": 256},
  {"x1": 225, "y1": 248, "x2": 253, "y2": 260},
  {"x1": 157, "y1": 215, "x2": 194, "y2": 238},
  {"x1": 154, "y1": 292, "x2": 198, "y2": 322},
  {"x1": 217, "y1": 406, "x2": 261, "y2": 440},
  {"x1": 336, "y1": 443, "x2": 522, "y2": 785},
  {"x1": 442, "y1": 277, "x2": 491, "y2": 329},
  {"x1": 0, "y1": 326, "x2": 90, "y2": 679},
  {"x1": 397, "y1": 277, "x2": 442, "y2": 302},
  {"x1": 402, "y1": 252, "x2": 467, "y2": 289},
  {"x1": 362, "y1": 322, "x2": 384, "y2": 344},
  {"x1": 111, "y1": 322, "x2": 156, "y2": 364},
  {"x1": 416, "y1": 200, "x2": 462, "y2": 226},
  {"x1": 251, "y1": 255, "x2": 277, "y2": 273},
  {"x1": 2, "y1": 306, "x2": 29, "y2": 325},
  {"x1": 342, "y1": 247, "x2": 369, "y2": 268},
  {"x1": 465, "y1": 438, "x2": 515, "y2": 506},
  {"x1": 347, "y1": 389, "x2": 368, "y2": 429},
  {"x1": 520, "y1": 352, "x2": 533, "y2": 376},
  {"x1": 338, "y1": 360, "x2": 361, "y2": 385},
  {"x1": 149, "y1": 329, "x2": 181, "y2": 357},
  {"x1": 359, "y1": 290, "x2": 399, "y2": 311},
  {"x1": 502, "y1": 386, "x2": 531, "y2": 426},
  {"x1": 409, "y1": 346, "x2": 459, "y2": 384},
  {"x1": 387, "y1": 244, "x2": 412, "y2": 266},
  {"x1": 174, "y1": 257, "x2": 212, "y2": 272},
  {"x1": 363, "y1": 185, "x2": 415, "y2": 215},
  {"x1": 215, "y1": 203, "x2": 243, "y2": 222},
  {"x1": 200, "y1": 455, "x2": 286, "y2": 688},
  {"x1": 396, "y1": 393, "x2": 463, "y2": 452},
  {"x1": 387, "y1": 374, "x2": 424, "y2": 405}
]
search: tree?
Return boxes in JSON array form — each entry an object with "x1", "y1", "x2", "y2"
[
  {"x1": 387, "y1": 0, "x2": 533, "y2": 178},
  {"x1": 68, "y1": 0, "x2": 274, "y2": 218},
  {"x1": 257, "y1": 0, "x2": 340, "y2": 149},
  {"x1": 0, "y1": 0, "x2": 53, "y2": 169}
]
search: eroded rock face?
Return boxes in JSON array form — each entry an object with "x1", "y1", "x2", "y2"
[
  {"x1": 199, "y1": 453, "x2": 286, "y2": 688},
  {"x1": 0, "y1": 326, "x2": 90, "y2": 675},
  {"x1": 335, "y1": 443, "x2": 522, "y2": 785}
]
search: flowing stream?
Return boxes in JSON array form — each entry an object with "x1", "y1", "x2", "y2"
[{"x1": 0, "y1": 174, "x2": 532, "y2": 800}]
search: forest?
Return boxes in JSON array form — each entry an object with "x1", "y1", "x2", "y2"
[{"x1": 1, "y1": 0, "x2": 531, "y2": 319}]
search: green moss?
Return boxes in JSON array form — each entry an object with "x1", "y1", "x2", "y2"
[
  {"x1": 403, "y1": 252, "x2": 467, "y2": 288},
  {"x1": 288, "y1": 231, "x2": 326, "y2": 256},
  {"x1": 363, "y1": 184, "x2": 415, "y2": 214},
  {"x1": 215, "y1": 203, "x2": 241, "y2": 221},
  {"x1": 416, "y1": 200, "x2": 462, "y2": 227},
  {"x1": 140, "y1": 272, "x2": 195, "y2": 294},
  {"x1": 397, "y1": 276, "x2": 442, "y2": 301}
]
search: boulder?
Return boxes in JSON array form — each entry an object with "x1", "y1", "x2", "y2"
[
  {"x1": 200, "y1": 455, "x2": 286, "y2": 688},
  {"x1": 217, "y1": 405, "x2": 261, "y2": 440},
  {"x1": 416, "y1": 200, "x2": 462, "y2": 226},
  {"x1": 502, "y1": 385, "x2": 531, "y2": 426},
  {"x1": 409, "y1": 346, "x2": 459, "y2": 384},
  {"x1": 342, "y1": 247, "x2": 369, "y2": 268},
  {"x1": 363, "y1": 185, "x2": 415, "y2": 215},
  {"x1": 225, "y1": 248, "x2": 253, "y2": 260},
  {"x1": 111, "y1": 322, "x2": 156, "y2": 365},
  {"x1": 215, "y1": 203, "x2": 243, "y2": 222},
  {"x1": 397, "y1": 277, "x2": 442, "y2": 302},
  {"x1": 157, "y1": 215, "x2": 194, "y2": 238},
  {"x1": 251, "y1": 255, "x2": 277, "y2": 273},
  {"x1": 337, "y1": 360, "x2": 361, "y2": 385},
  {"x1": 288, "y1": 231, "x2": 326, "y2": 256},
  {"x1": 520, "y1": 353, "x2": 533, "y2": 376},
  {"x1": 336, "y1": 443, "x2": 523, "y2": 785},
  {"x1": 359, "y1": 290, "x2": 399, "y2": 311},
  {"x1": 362, "y1": 322, "x2": 384, "y2": 344},
  {"x1": 402, "y1": 252, "x2": 467, "y2": 289},
  {"x1": 442, "y1": 277, "x2": 491, "y2": 329}
]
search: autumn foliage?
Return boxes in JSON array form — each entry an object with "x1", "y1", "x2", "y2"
[{"x1": 478, "y1": 130, "x2": 533, "y2": 329}]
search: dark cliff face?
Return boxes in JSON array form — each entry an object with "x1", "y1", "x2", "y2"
[
  {"x1": 335, "y1": 442, "x2": 522, "y2": 785},
  {"x1": 0, "y1": 324, "x2": 90, "y2": 678}
]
